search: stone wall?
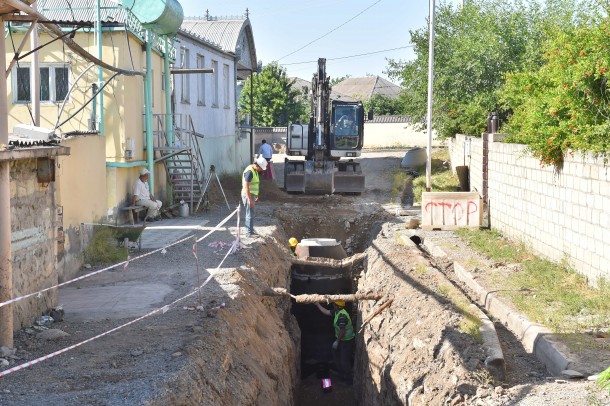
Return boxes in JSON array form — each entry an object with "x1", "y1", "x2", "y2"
[
  {"x1": 449, "y1": 134, "x2": 610, "y2": 283},
  {"x1": 10, "y1": 159, "x2": 58, "y2": 329}
]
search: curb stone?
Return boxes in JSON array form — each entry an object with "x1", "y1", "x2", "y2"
[
  {"x1": 424, "y1": 239, "x2": 574, "y2": 377},
  {"x1": 398, "y1": 235, "x2": 506, "y2": 381}
]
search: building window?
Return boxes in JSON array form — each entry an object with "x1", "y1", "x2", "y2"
[
  {"x1": 180, "y1": 47, "x2": 190, "y2": 103},
  {"x1": 197, "y1": 54, "x2": 205, "y2": 106},
  {"x1": 223, "y1": 64, "x2": 230, "y2": 108},
  {"x1": 212, "y1": 60, "x2": 219, "y2": 108},
  {"x1": 13, "y1": 64, "x2": 70, "y2": 103}
]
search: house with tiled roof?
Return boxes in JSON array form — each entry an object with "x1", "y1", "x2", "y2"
[{"x1": 332, "y1": 76, "x2": 401, "y2": 101}]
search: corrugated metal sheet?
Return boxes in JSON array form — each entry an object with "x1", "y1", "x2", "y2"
[
  {"x1": 332, "y1": 76, "x2": 401, "y2": 100},
  {"x1": 37, "y1": 0, "x2": 127, "y2": 24},
  {"x1": 369, "y1": 115, "x2": 412, "y2": 124},
  {"x1": 181, "y1": 18, "x2": 246, "y2": 54}
]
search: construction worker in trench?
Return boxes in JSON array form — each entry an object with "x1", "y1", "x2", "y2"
[
  {"x1": 314, "y1": 301, "x2": 355, "y2": 384},
  {"x1": 288, "y1": 237, "x2": 298, "y2": 256}
]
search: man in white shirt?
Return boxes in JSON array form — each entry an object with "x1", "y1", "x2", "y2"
[
  {"x1": 258, "y1": 139, "x2": 274, "y2": 179},
  {"x1": 131, "y1": 168, "x2": 162, "y2": 222}
]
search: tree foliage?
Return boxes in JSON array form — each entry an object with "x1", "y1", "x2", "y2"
[
  {"x1": 363, "y1": 94, "x2": 405, "y2": 116},
  {"x1": 501, "y1": 11, "x2": 610, "y2": 166},
  {"x1": 239, "y1": 62, "x2": 307, "y2": 126},
  {"x1": 386, "y1": 0, "x2": 590, "y2": 139}
]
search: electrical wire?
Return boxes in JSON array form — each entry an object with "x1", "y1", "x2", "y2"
[
  {"x1": 275, "y1": 0, "x2": 384, "y2": 62},
  {"x1": 282, "y1": 45, "x2": 414, "y2": 66},
  {"x1": 57, "y1": 72, "x2": 120, "y2": 129}
]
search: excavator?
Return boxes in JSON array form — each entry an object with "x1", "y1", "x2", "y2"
[{"x1": 284, "y1": 58, "x2": 368, "y2": 194}]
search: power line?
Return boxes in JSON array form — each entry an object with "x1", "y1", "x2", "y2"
[
  {"x1": 275, "y1": 0, "x2": 384, "y2": 62},
  {"x1": 282, "y1": 45, "x2": 413, "y2": 66}
]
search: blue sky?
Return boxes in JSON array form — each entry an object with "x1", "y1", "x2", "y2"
[{"x1": 179, "y1": 0, "x2": 462, "y2": 82}]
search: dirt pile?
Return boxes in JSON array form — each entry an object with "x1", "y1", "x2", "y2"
[{"x1": 355, "y1": 223, "x2": 499, "y2": 405}]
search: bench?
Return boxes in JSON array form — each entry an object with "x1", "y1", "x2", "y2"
[{"x1": 122, "y1": 205, "x2": 146, "y2": 225}]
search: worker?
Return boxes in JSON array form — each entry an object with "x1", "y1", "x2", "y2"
[
  {"x1": 132, "y1": 168, "x2": 162, "y2": 222},
  {"x1": 258, "y1": 139, "x2": 274, "y2": 180},
  {"x1": 288, "y1": 237, "x2": 298, "y2": 256},
  {"x1": 314, "y1": 301, "x2": 355, "y2": 385},
  {"x1": 241, "y1": 156, "x2": 267, "y2": 238}
]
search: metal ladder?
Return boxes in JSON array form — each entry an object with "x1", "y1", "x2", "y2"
[{"x1": 153, "y1": 114, "x2": 206, "y2": 214}]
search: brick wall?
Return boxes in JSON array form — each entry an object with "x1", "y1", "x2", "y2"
[
  {"x1": 450, "y1": 134, "x2": 610, "y2": 283},
  {"x1": 10, "y1": 159, "x2": 58, "y2": 329}
]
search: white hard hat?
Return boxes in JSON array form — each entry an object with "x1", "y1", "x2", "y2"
[{"x1": 255, "y1": 156, "x2": 268, "y2": 171}]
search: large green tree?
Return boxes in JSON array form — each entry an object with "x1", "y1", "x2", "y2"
[
  {"x1": 501, "y1": 12, "x2": 610, "y2": 166},
  {"x1": 385, "y1": 0, "x2": 591, "y2": 139},
  {"x1": 363, "y1": 94, "x2": 405, "y2": 116},
  {"x1": 239, "y1": 62, "x2": 307, "y2": 126}
]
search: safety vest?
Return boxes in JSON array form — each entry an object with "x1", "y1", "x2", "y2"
[
  {"x1": 333, "y1": 309, "x2": 355, "y2": 341},
  {"x1": 242, "y1": 165, "x2": 260, "y2": 196}
]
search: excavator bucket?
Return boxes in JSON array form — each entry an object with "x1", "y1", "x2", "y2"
[
  {"x1": 285, "y1": 159, "x2": 335, "y2": 194},
  {"x1": 333, "y1": 161, "x2": 365, "y2": 194},
  {"x1": 303, "y1": 161, "x2": 335, "y2": 194}
]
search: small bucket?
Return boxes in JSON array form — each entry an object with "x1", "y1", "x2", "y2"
[{"x1": 179, "y1": 203, "x2": 189, "y2": 217}]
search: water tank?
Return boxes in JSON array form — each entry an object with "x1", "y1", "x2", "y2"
[{"x1": 121, "y1": 0, "x2": 184, "y2": 35}]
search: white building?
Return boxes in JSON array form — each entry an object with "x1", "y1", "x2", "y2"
[{"x1": 174, "y1": 14, "x2": 257, "y2": 175}]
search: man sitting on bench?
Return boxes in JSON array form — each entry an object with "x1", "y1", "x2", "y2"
[{"x1": 132, "y1": 168, "x2": 162, "y2": 222}]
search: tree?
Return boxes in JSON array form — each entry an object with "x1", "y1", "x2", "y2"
[
  {"x1": 239, "y1": 62, "x2": 307, "y2": 126},
  {"x1": 501, "y1": 14, "x2": 610, "y2": 167},
  {"x1": 363, "y1": 94, "x2": 405, "y2": 116},
  {"x1": 385, "y1": 0, "x2": 590, "y2": 139},
  {"x1": 330, "y1": 75, "x2": 351, "y2": 86}
]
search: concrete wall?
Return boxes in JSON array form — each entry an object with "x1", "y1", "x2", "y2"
[
  {"x1": 55, "y1": 135, "x2": 107, "y2": 281},
  {"x1": 199, "y1": 135, "x2": 250, "y2": 176},
  {"x1": 10, "y1": 159, "x2": 58, "y2": 329},
  {"x1": 449, "y1": 134, "x2": 610, "y2": 283},
  {"x1": 363, "y1": 123, "x2": 442, "y2": 149}
]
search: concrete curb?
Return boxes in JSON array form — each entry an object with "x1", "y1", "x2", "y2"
[
  {"x1": 399, "y1": 235, "x2": 506, "y2": 380},
  {"x1": 425, "y1": 240, "x2": 573, "y2": 376}
]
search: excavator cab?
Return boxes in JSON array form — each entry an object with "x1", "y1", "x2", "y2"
[{"x1": 330, "y1": 101, "x2": 364, "y2": 155}]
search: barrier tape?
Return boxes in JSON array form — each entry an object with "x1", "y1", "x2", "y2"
[
  {"x1": 0, "y1": 208, "x2": 239, "y2": 310},
  {"x1": 0, "y1": 217, "x2": 242, "y2": 378}
]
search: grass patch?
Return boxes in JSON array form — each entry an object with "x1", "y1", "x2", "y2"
[
  {"x1": 412, "y1": 148, "x2": 460, "y2": 203},
  {"x1": 437, "y1": 283, "x2": 482, "y2": 343},
  {"x1": 456, "y1": 228, "x2": 610, "y2": 333},
  {"x1": 84, "y1": 226, "x2": 128, "y2": 265}
]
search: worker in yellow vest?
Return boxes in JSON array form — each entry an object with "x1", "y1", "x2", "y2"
[
  {"x1": 242, "y1": 156, "x2": 267, "y2": 238},
  {"x1": 315, "y1": 301, "x2": 355, "y2": 385}
]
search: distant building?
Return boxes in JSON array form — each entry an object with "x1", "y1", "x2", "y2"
[
  {"x1": 332, "y1": 76, "x2": 401, "y2": 101},
  {"x1": 290, "y1": 77, "x2": 355, "y2": 102}
]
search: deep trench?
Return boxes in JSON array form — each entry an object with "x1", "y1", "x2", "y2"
[{"x1": 277, "y1": 208, "x2": 384, "y2": 405}]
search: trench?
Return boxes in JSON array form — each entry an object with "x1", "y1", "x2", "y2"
[{"x1": 276, "y1": 207, "x2": 384, "y2": 406}]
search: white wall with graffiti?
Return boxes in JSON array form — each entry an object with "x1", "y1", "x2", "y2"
[{"x1": 449, "y1": 134, "x2": 610, "y2": 285}]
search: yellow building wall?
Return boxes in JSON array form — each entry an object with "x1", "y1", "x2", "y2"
[{"x1": 6, "y1": 29, "x2": 169, "y2": 216}]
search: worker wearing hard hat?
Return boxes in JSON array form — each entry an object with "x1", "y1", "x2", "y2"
[
  {"x1": 314, "y1": 300, "x2": 355, "y2": 385},
  {"x1": 241, "y1": 156, "x2": 267, "y2": 238},
  {"x1": 288, "y1": 237, "x2": 298, "y2": 256}
]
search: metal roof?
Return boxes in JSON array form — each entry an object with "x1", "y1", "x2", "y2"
[
  {"x1": 369, "y1": 115, "x2": 413, "y2": 124},
  {"x1": 181, "y1": 18, "x2": 248, "y2": 54},
  {"x1": 332, "y1": 76, "x2": 402, "y2": 100},
  {"x1": 35, "y1": 0, "x2": 127, "y2": 24}
]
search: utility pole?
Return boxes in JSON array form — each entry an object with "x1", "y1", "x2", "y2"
[
  {"x1": 426, "y1": 0, "x2": 436, "y2": 191},
  {"x1": 0, "y1": 16, "x2": 14, "y2": 348},
  {"x1": 31, "y1": 1, "x2": 40, "y2": 125}
]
